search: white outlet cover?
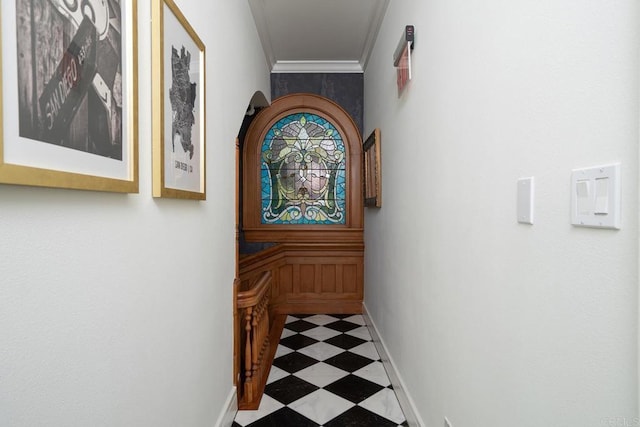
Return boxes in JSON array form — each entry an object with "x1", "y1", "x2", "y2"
[{"x1": 517, "y1": 177, "x2": 534, "y2": 224}]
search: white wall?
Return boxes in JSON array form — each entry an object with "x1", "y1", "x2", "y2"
[
  {"x1": 0, "y1": 1, "x2": 270, "y2": 426},
  {"x1": 364, "y1": 1, "x2": 639, "y2": 426}
]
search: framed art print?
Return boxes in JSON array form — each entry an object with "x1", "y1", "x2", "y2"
[
  {"x1": 152, "y1": 0, "x2": 206, "y2": 200},
  {"x1": 363, "y1": 128, "x2": 381, "y2": 208},
  {"x1": 0, "y1": 0, "x2": 139, "y2": 192}
]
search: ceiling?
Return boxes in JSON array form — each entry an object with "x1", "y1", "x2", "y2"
[{"x1": 248, "y1": 0, "x2": 390, "y2": 73}]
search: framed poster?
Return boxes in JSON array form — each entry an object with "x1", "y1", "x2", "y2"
[
  {"x1": 0, "y1": 0, "x2": 139, "y2": 192},
  {"x1": 152, "y1": 0, "x2": 206, "y2": 200},
  {"x1": 363, "y1": 128, "x2": 381, "y2": 208}
]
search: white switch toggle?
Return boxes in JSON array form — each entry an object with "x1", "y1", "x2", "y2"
[
  {"x1": 571, "y1": 163, "x2": 620, "y2": 229},
  {"x1": 594, "y1": 177, "x2": 609, "y2": 215},
  {"x1": 576, "y1": 180, "x2": 591, "y2": 215}
]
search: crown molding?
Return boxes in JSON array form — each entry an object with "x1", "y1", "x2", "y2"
[{"x1": 271, "y1": 60, "x2": 363, "y2": 74}]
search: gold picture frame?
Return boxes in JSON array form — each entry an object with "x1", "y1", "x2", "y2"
[
  {"x1": 364, "y1": 128, "x2": 382, "y2": 208},
  {"x1": 0, "y1": 0, "x2": 139, "y2": 193},
  {"x1": 152, "y1": 0, "x2": 206, "y2": 200}
]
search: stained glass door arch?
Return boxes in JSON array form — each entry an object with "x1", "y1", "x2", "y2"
[{"x1": 243, "y1": 94, "x2": 363, "y2": 242}]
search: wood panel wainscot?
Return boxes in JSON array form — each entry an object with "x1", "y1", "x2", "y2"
[{"x1": 239, "y1": 243, "x2": 364, "y2": 314}]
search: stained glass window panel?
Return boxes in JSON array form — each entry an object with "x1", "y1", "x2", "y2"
[{"x1": 261, "y1": 113, "x2": 346, "y2": 225}]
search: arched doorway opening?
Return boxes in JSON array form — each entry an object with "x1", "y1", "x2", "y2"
[{"x1": 234, "y1": 93, "x2": 364, "y2": 408}]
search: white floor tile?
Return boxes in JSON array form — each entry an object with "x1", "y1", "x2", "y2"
[
  {"x1": 300, "y1": 326, "x2": 342, "y2": 341},
  {"x1": 289, "y1": 389, "x2": 355, "y2": 425},
  {"x1": 285, "y1": 315, "x2": 298, "y2": 324},
  {"x1": 304, "y1": 314, "x2": 340, "y2": 325},
  {"x1": 359, "y1": 388, "x2": 406, "y2": 425},
  {"x1": 294, "y1": 362, "x2": 349, "y2": 388},
  {"x1": 349, "y1": 342, "x2": 380, "y2": 361},
  {"x1": 297, "y1": 342, "x2": 344, "y2": 361},
  {"x1": 274, "y1": 344, "x2": 293, "y2": 358},
  {"x1": 343, "y1": 314, "x2": 366, "y2": 325},
  {"x1": 279, "y1": 328, "x2": 296, "y2": 339},
  {"x1": 266, "y1": 365, "x2": 289, "y2": 384},
  {"x1": 234, "y1": 395, "x2": 284, "y2": 426},
  {"x1": 353, "y1": 361, "x2": 391, "y2": 387},
  {"x1": 346, "y1": 326, "x2": 372, "y2": 341}
]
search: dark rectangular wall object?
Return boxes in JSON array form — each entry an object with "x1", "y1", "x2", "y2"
[{"x1": 271, "y1": 73, "x2": 364, "y2": 137}]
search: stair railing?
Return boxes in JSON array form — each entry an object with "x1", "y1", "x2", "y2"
[{"x1": 236, "y1": 271, "x2": 271, "y2": 408}]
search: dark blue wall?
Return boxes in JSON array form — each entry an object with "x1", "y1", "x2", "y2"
[{"x1": 270, "y1": 73, "x2": 364, "y2": 138}]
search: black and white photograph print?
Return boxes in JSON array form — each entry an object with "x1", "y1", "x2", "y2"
[{"x1": 16, "y1": 0, "x2": 124, "y2": 160}]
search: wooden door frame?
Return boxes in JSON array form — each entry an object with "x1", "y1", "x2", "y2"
[
  {"x1": 242, "y1": 93, "x2": 364, "y2": 243},
  {"x1": 233, "y1": 137, "x2": 240, "y2": 386}
]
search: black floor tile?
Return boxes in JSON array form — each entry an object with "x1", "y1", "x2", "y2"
[
  {"x1": 264, "y1": 375, "x2": 319, "y2": 405},
  {"x1": 324, "y1": 351, "x2": 376, "y2": 372},
  {"x1": 324, "y1": 374, "x2": 384, "y2": 403},
  {"x1": 285, "y1": 320, "x2": 318, "y2": 333},
  {"x1": 272, "y1": 351, "x2": 318, "y2": 374},
  {"x1": 324, "y1": 333, "x2": 367, "y2": 349},
  {"x1": 324, "y1": 319, "x2": 361, "y2": 333},
  {"x1": 247, "y1": 407, "x2": 319, "y2": 427},
  {"x1": 324, "y1": 405, "x2": 397, "y2": 427},
  {"x1": 278, "y1": 334, "x2": 318, "y2": 350}
]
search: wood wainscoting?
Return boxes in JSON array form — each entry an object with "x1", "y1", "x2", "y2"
[
  {"x1": 239, "y1": 243, "x2": 363, "y2": 314},
  {"x1": 234, "y1": 242, "x2": 363, "y2": 409}
]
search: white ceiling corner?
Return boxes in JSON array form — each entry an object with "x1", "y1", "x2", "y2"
[
  {"x1": 248, "y1": 0, "x2": 276, "y2": 70},
  {"x1": 248, "y1": 0, "x2": 389, "y2": 74},
  {"x1": 359, "y1": 0, "x2": 390, "y2": 70}
]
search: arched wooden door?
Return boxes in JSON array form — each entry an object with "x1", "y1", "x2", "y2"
[{"x1": 242, "y1": 93, "x2": 364, "y2": 314}]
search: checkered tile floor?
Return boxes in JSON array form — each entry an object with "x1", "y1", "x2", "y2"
[{"x1": 233, "y1": 314, "x2": 408, "y2": 427}]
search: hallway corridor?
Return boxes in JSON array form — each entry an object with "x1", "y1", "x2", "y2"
[{"x1": 233, "y1": 314, "x2": 408, "y2": 427}]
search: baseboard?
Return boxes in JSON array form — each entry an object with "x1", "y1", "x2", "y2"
[
  {"x1": 213, "y1": 386, "x2": 238, "y2": 427},
  {"x1": 363, "y1": 304, "x2": 426, "y2": 427}
]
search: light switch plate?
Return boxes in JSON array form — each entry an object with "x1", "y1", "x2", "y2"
[
  {"x1": 517, "y1": 177, "x2": 534, "y2": 224},
  {"x1": 571, "y1": 163, "x2": 620, "y2": 229}
]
